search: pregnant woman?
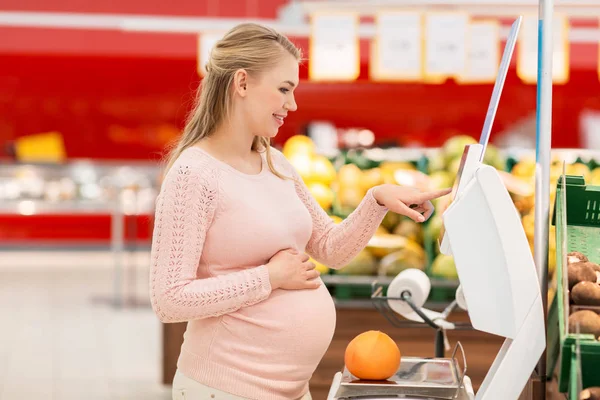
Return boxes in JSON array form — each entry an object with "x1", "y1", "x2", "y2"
[{"x1": 150, "y1": 22, "x2": 450, "y2": 400}]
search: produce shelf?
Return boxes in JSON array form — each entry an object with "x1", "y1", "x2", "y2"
[{"x1": 548, "y1": 174, "x2": 600, "y2": 396}]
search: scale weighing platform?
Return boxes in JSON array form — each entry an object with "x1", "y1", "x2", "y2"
[
  {"x1": 327, "y1": 15, "x2": 546, "y2": 400},
  {"x1": 328, "y1": 343, "x2": 475, "y2": 399}
]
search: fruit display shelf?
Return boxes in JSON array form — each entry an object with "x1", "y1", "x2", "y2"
[
  {"x1": 284, "y1": 133, "x2": 600, "y2": 306},
  {"x1": 547, "y1": 174, "x2": 600, "y2": 397}
]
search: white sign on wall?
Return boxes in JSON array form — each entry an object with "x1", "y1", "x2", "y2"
[
  {"x1": 309, "y1": 12, "x2": 360, "y2": 81},
  {"x1": 458, "y1": 21, "x2": 500, "y2": 84},
  {"x1": 371, "y1": 11, "x2": 423, "y2": 81},
  {"x1": 424, "y1": 12, "x2": 469, "y2": 82},
  {"x1": 517, "y1": 14, "x2": 570, "y2": 84}
]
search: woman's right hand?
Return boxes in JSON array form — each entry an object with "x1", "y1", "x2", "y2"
[{"x1": 266, "y1": 249, "x2": 321, "y2": 290}]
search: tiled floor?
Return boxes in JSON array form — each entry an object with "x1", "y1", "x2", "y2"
[{"x1": 0, "y1": 250, "x2": 171, "y2": 400}]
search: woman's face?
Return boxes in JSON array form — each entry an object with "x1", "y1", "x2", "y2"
[{"x1": 243, "y1": 53, "x2": 299, "y2": 139}]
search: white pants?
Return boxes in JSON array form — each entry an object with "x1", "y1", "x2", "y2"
[{"x1": 172, "y1": 370, "x2": 313, "y2": 400}]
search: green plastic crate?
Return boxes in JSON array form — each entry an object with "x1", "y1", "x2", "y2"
[{"x1": 549, "y1": 175, "x2": 600, "y2": 394}]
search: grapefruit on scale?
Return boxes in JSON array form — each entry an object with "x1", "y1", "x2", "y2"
[{"x1": 344, "y1": 330, "x2": 401, "y2": 381}]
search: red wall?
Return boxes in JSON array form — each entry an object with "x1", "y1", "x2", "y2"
[
  {"x1": 0, "y1": 0, "x2": 287, "y2": 18},
  {"x1": 0, "y1": 2, "x2": 599, "y2": 160},
  {"x1": 1, "y1": 52, "x2": 598, "y2": 161}
]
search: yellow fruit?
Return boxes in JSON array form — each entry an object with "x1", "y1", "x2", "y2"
[
  {"x1": 308, "y1": 182, "x2": 334, "y2": 210},
  {"x1": 424, "y1": 214, "x2": 443, "y2": 242},
  {"x1": 442, "y1": 135, "x2": 477, "y2": 163},
  {"x1": 338, "y1": 186, "x2": 364, "y2": 209},
  {"x1": 447, "y1": 157, "x2": 463, "y2": 177},
  {"x1": 548, "y1": 247, "x2": 556, "y2": 277},
  {"x1": 287, "y1": 153, "x2": 313, "y2": 182},
  {"x1": 431, "y1": 254, "x2": 458, "y2": 279},
  {"x1": 310, "y1": 257, "x2": 330, "y2": 274},
  {"x1": 393, "y1": 218, "x2": 423, "y2": 245},
  {"x1": 379, "y1": 161, "x2": 416, "y2": 172},
  {"x1": 547, "y1": 286, "x2": 556, "y2": 308},
  {"x1": 367, "y1": 234, "x2": 409, "y2": 259},
  {"x1": 513, "y1": 194, "x2": 535, "y2": 216},
  {"x1": 337, "y1": 164, "x2": 363, "y2": 189},
  {"x1": 591, "y1": 168, "x2": 600, "y2": 185},
  {"x1": 428, "y1": 154, "x2": 446, "y2": 173},
  {"x1": 330, "y1": 215, "x2": 343, "y2": 224},
  {"x1": 360, "y1": 168, "x2": 384, "y2": 193},
  {"x1": 566, "y1": 163, "x2": 591, "y2": 181},
  {"x1": 381, "y1": 168, "x2": 396, "y2": 185},
  {"x1": 309, "y1": 155, "x2": 336, "y2": 186},
  {"x1": 512, "y1": 159, "x2": 536, "y2": 179},
  {"x1": 483, "y1": 143, "x2": 506, "y2": 171},
  {"x1": 376, "y1": 225, "x2": 389, "y2": 235},
  {"x1": 378, "y1": 239, "x2": 427, "y2": 276},
  {"x1": 337, "y1": 250, "x2": 378, "y2": 275},
  {"x1": 381, "y1": 212, "x2": 401, "y2": 232},
  {"x1": 428, "y1": 171, "x2": 454, "y2": 191},
  {"x1": 282, "y1": 135, "x2": 315, "y2": 159},
  {"x1": 522, "y1": 212, "x2": 535, "y2": 241}
]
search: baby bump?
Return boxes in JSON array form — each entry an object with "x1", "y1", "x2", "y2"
[{"x1": 217, "y1": 282, "x2": 337, "y2": 380}]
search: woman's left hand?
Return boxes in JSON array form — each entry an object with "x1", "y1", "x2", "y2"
[{"x1": 372, "y1": 184, "x2": 452, "y2": 223}]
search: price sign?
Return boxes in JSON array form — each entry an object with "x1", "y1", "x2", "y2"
[
  {"x1": 371, "y1": 11, "x2": 423, "y2": 81},
  {"x1": 309, "y1": 12, "x2": 360, "y2": 81},
  {"x1": 457, "y1": 21, "x2": 500, "y2": 84},
  {"x1": 424, "y1": 12, "x2": 469, "y2": 82},
  {"x1": 517, "y1": 14, "x2": 570, "y2": 84}
]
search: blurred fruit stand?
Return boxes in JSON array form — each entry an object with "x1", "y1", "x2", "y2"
[{"x1": 280, "y1": 133, "x2": 600, "y2": 309}]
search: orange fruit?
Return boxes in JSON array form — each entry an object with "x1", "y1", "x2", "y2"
[{"x1": 344, "y1": 330, "x2": 401, "y2": 380}]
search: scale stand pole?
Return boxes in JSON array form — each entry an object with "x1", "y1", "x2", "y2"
[
  {"x1": 534, "y1": 0, "x2": 554, "y2": 393},
  {"x1": 435, "y1": 329, "x2": 445, "y2": 358}
]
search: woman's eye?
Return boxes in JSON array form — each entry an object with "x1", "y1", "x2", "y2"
[{"x1": 279, "y1": 88, "x2": 289, "y2": 94}]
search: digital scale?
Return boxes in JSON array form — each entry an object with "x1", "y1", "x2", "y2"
[{"x1": 327, "y1": 15, "x2": 547, "y2": 400}]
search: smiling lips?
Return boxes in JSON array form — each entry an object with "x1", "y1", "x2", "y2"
[{"x1": 273, "y1": 113, "x2": 286, "y2": 126}]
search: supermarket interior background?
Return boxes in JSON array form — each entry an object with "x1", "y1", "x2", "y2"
[{"x1": 1, "y1": 0, "x2": 600, "y2": 399}]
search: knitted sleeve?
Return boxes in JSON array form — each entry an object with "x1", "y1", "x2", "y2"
[
  {"x1": 149, "y1": 161, "x2": 272, "y2": 323},
  {"x1": 272, "y1": 149, "x2": 389, "y2": 269}
]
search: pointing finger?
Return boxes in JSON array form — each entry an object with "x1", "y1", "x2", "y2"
[{"x1": 417, "y1": 188, "x2": 452, "y2": 202}]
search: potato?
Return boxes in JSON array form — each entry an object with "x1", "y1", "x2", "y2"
[
  {"x1": 580, "y1": 261, "x2": 600, "y2": 273},
  {"x1": 568, "y1": 262, "x2": 597, "y2": 290},
  {"x1": 580, "y1": 387, "x2": 600, "y2": 400},
  {"x1": 568, "y1": 310, "x2": 600, "y2": 338},
  {"x1": 572, "y1": 282, "x2": 600, "y2": 306},
  {"x1": 568, "y1": 251, "x2": 589, "y2": 265}
]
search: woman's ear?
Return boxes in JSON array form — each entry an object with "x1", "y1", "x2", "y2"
[{"x1": 233, "y1": 69, "x2": 248, "y2": 98}]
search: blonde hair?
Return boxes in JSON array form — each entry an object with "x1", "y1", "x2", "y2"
[{"x1": 164, "y1": 23, "x2": 302, "y2": 177}]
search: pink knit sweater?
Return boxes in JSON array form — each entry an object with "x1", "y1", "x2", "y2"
[{"x1": 150, "y1": 146, "x2": 389, "y2": 400}]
